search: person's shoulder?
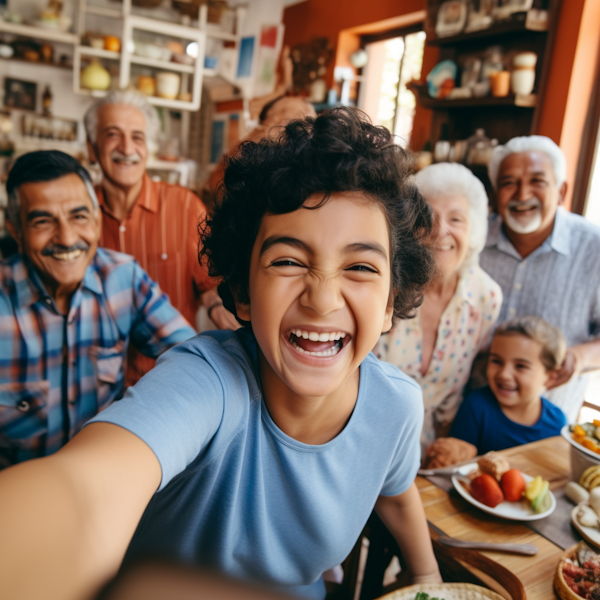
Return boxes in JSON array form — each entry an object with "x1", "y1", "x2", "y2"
[
  {"x1": 541, "y1": 395, "x2": 567, "y2": 425},
  {"x1": 169, "y1": 328, "x2": 257, "y2": 378},
  {"x1": 463, "y1": 385, "x2": 497, "y2": 410},
  {"x1": 155, "y1": 179, "x2": 206, "y2": 209},
  {"x1": 0, "y1": 253, "x2": 20, "y2": 287},
  {"x1": 92, "y1": 248, "x2": 137, "y2": 279},
  {"x1": 0, "y1": 254, "x2": 22, "y2": 307},
  {"x1": 465, "y1": 265, "x2": 502, "y2": 297},
  {"x1": 94, "y1": 247, "x2": 135, "y2": 267},
  {"x1": 560, "y1": 208, "x2": 600, "y2": 241},
  {"x1": 363, "y1": 353, "x2": 423, "y2": 402}
]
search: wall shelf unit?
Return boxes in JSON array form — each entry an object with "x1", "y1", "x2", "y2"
[
  {"x1": 421, "y1": 0, "x2": 561, "y2": 150},
  {"x1": 0, "y1": 19, "x2": 78, "y2": 44},
  {"x1": 71, "y1": 0, "x2": 243, "y2": 111},
  {"x1": 426, "y1": 10, "x2": 549, "y2": 47},
  {"x1": 0, "y1": 55, "x2": 72, "y2": 70}
]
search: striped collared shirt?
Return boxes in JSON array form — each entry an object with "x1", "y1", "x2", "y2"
[
  {"x1": 97, "y1": 174, "x2": 214, "y2": 385},
  {"x1": 0, "y1": 248, "x2": 195, "y2": 467}
]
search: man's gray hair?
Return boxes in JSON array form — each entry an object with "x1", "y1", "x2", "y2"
[
  {"x1": 83, "y1": 90, "x2": 160, "y2": 144},
  {"x1": 487, "y1": 135, "x2": 567, "y2": 190},
  {"x1": 415, "y1": 162, "x2": 489, "y2": 269}
]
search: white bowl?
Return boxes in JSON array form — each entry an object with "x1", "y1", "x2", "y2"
[
  {"x1": 135, "y1": 42, "x2": 172, "y2": 62},
  {"x1": 561, "y1": 424, "x2": 600, "y2": 482}
]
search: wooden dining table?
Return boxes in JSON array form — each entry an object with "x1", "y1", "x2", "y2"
[{"x1": 416, "y1": 436, "x2": 573, "y2": 600}]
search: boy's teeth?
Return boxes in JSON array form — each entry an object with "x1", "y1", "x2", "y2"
[
  {"x1": 292, "y1": 329, "x2": 346, "y2": 342},
  {"x1": 291, "y1": 339, "x2": 340, "y2": 357}
]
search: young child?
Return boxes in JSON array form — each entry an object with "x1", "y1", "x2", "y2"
[
  {"x1": 0, "y1": 108, "x2": 441, "y2": 600},
  {"x1": 450, "y1": 315, "x2": 567, "y2": 454}
]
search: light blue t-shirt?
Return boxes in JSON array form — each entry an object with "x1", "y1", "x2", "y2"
[{"x1": 90, "y1": 329, "x2": 423, "y2": 599}]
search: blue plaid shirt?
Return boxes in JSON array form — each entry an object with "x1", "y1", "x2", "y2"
[{"x1": 0, "y1": 247, "x2": 196, "y2": 467}]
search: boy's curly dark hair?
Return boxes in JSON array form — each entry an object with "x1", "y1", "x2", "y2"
[{"x1": 199, "y1": 107, "x2": 434, "y2": 323}]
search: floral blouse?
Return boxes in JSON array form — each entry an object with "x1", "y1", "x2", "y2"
[{"x1": 375, "y1": 265, "x2": 502, "y2": 450}]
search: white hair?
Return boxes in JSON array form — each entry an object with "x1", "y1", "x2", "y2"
[
  {"x1": 487, "y1": 135, "x2": 567, "y2": 190},
  {"x1": 415, "y1": 162, "x2": 489, "y2": 268},
  {"x1": 83, "y1": 90, "x2": 160, "y2": 144}
]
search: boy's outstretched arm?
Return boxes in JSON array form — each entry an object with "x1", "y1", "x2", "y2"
[
  {"x1": 0, "y1": 423, "x2": 161, "y2": 600},
  {"x1": 375, "y1": 482, "x2": 442, "y2": 584}
]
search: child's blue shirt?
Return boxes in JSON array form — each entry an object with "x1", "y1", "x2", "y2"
[
  {"x1": 450, "y1": 385, "x2": 566, "y2": 455},
  {"x1": 88, "y1": 328, "x2": 423, "y2": 599}
]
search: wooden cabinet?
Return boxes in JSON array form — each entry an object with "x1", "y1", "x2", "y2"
[{"x1": 420, "y1": 0, "x2": 562, "y2": 149}]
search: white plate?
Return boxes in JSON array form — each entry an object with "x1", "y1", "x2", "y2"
[
  {"x1": 451, "y1": 463, "x2": 556, "y2": 521},
  {"x1": 561, "y1": 424, "x2": 600, "y2": 463},
  {"x1": 571, "y1": 503, "x2": 600, "y2": 549}
]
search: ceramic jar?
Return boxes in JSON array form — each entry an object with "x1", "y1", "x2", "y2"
[
  {"x1": 137, "y1": 75, "x2": 155, "y2": 96},
  {"x1": 489, "y1": 70, "x2": 510, "y2": 97},
  {"x1": 81, "y1": 60, "x2": 111, "y2": 90},
  {"x1": 156, "y1": 72, "x2": 181, "y2": 99},
  {"x1": 511, "y1": 52, "x2": 537, "y2": 96}
]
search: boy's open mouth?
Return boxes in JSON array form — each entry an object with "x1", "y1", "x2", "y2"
[
  {"x1": 496, "y1": 381, "x2": 518, "y2": 392},
  {"x1": 288, "y1": 329, "x2": 348, "y2": 358}
]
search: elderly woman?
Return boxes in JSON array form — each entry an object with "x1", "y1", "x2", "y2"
[{"x1": 376, "y1": 163, "x2": 502, "y2": 450}]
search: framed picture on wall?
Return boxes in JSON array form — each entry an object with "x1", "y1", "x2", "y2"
[
  {"x1": 494, "y1": 0, "x2": 534, "y2": 20},
  {"x1": 435, "y1": 0, "x2": 468, "y2": 38},
  {"x1": 3, "y1": 78, "x2": 37, "y2": 111},
  {"x1": 465, "y1": 0, "x2": 498, "y2": 32}
]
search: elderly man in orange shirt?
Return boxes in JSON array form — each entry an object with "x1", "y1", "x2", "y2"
[{"x1": 84, "y1": 90, "x2": 238, "y2": 385}]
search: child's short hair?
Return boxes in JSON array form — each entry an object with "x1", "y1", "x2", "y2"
[
  {"x1": 199, "y1": 107, "x2": 435, "y2": 323},
  {"x1": 493, "y1": 316, "x2": 567, "y2": 370}
]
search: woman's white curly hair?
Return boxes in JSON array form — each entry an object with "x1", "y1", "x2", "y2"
[{"x1": 415, "y1": 162, "x2": 489, "y2": 269}]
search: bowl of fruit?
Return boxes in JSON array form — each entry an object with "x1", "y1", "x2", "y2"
[
  {"x1": 561, "y1": 423, "x2": 600, "y2": 482},
  {"x1": 451, "y1": 452, "x2": 555, "y2": 520}
]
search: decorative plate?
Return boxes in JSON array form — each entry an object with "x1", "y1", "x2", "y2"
[
  {"x1": 426, "y1": 60, "x2": 458, "y2": 98},
  {"x1": 571, "y1": 503, "x2": 600, "y2": 550}
]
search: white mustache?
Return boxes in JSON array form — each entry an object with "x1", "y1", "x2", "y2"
[{"x1": 111, "y1": 151, "x2": 142, "y2": 165}]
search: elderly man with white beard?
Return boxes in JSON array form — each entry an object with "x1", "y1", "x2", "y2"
[{"x1": 480, "y1": 135, "x2": 600, "y2": 421}]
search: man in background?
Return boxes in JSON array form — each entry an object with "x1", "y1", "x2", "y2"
[
  {"x1": 481, "y1": 135, "x2": 600, "y2": 422},
  {"x1": 84, "y1": 91, "x2": 238, "y2": 385},
  {"x1": 0, "y1": 150, "x2": 194, "y2": 466}
]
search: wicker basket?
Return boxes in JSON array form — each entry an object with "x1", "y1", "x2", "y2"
[
  {"x1": 554, "y1": 545, "x2": 586, "y2": 600},
  {"x1": 380, "y1": 582, "x2": 506, "y2": 600}
]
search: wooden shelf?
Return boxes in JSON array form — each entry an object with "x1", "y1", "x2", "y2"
[
  {"x1": 85, "y1": 5, "x2": 122, "y2": 19},
  {"x1": 75, "y1": 87, "x2": 109, "y2": 98},
  {"x1": 419, "y1": 93, "x2": 536, "y2": 109},
  {"x1": 130, "y1": 54, "x2": 195, "y2": 74},
  {"x1": 78, "y1": 46, "x2": 120, "y2": 60},
  {"x1": 427, "y1": 11, "x2": 548, "y2": 46},
  {"x1": 0, "y1": 20, "x2": 78, "y2": 44},
  {"x1": 147, "y1": 96, "x2": 199, "y2": 110},
  {"x1": 407, "y1": 82, "x2": 536, "y2": 109},
  {"x1": 0, "y1": 55, "x2": 71, "y2": 70}
]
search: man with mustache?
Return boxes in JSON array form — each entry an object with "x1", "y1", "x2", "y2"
[
  {"x1": 84, "y1": 91, "x2": 238, "y2": 386},
  {"x1": 0, "y1": 150, "x2": 195, "y2": 467},
  {"x1": 480, "y1": 135, "x2": 600, "y2": 421}
]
